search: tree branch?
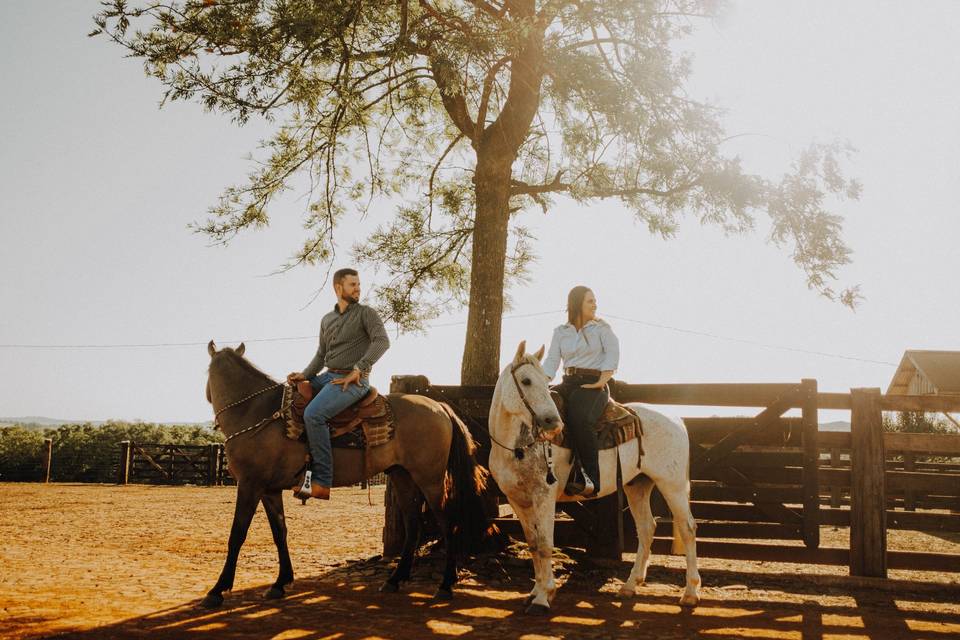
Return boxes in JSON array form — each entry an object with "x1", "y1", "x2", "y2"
[{"x1": 429, "y1": 57, "x2": 478, "y2": 142}]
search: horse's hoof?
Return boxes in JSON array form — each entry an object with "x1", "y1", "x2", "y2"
[
  {"x1": 264, "y1": 586, "x2": 286, "y2": 600},
  {"x1": 525, "y1": 602, "x2": 550, "y2": 616},
  {"x1": 522, "y1": 593, "x2": 536, "y2": 606},
  {"x1": 200, "y1": 593, "x2": 224, "y2": 609},
  {"x1": 379, "y1": 580, "x2": 400, "y2": 593},
  {"x1": 679, "y1": 592, "x2": 700, "y2": 608},
  {"x1": 618, "y1": 586, "x2": 635, "y2": 598},
  {"x1": 433, "y1": 587, "x2": 453, "y2": 601}
]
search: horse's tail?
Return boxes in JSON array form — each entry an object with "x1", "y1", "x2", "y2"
[{"x1": 438, "y1": 402, "x2": 498, "y2": 555}]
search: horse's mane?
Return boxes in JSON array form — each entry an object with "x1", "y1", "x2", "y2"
[{"x1": 215, "y1": 349, "x2": 278, "y2": 384}]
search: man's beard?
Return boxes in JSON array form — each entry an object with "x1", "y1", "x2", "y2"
[{"x1": 342, "y1": 293, "x2": 360, "y2": 304}]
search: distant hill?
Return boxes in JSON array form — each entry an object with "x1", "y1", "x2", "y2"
[
  {"x1": 0, "y1": 416, "x2": 82, "y2": 429},
  {"x1": 0, "y1": 417, "x2": 212, "y2": 429}
]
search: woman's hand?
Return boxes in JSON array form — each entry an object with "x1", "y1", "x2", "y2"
[
  {"x1": 581, "y1": 370, "x2": 614, "y2": 389},
  {"x1": 287, "y1": 372, "x2": 306, "y2": 384}
]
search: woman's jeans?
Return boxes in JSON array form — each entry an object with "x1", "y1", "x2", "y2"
[
  {"x1": 553, "y1": 374, "x2": 609, "y2": 492},
  {"x1": 303, "y1": 370, "x2": 370, "y2": 487}
]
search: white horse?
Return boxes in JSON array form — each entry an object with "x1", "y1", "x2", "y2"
[{"x1": 488, "y1": 341, "x2": 701, "y2": 614}]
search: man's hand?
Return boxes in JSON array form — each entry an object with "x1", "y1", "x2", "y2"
[
  {"x1": 581, "y1": 371, "x2": 614, "y2": 389},
  {"x1": 332, "y1": 369, "x2": 362, "y2": 390},
  {"x1": 287, "y1": 372, "x2": 306, "y2": 384}
]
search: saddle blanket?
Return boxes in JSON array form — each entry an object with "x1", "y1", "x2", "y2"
[
  {"x1": 280, "y1": 382, "x2": 395, "y2": 449},
  {"x1": 550, "y1": 391, "x2": 644, "y2": 454}
]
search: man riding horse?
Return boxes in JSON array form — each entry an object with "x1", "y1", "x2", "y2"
[{"x1": 287, "y1": 267, "x2": 390, "y2": 500}]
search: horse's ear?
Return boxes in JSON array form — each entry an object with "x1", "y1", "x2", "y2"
[
  {"x1": 208, "y1": 340, "x2": 217, "y2": 357},
  {"x1": 533, "y1": 344, "x2": 545, "y2": 362},
  {"x1": 236, "y1": 342, "x2": 245, "y2": 357},
  {"x1": 514, "y1": 340, "x2": 527, "y2": 363}
]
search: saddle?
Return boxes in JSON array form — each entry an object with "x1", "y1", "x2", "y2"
[
  {"x1": 281, "y1": 381, "x2": 395, "y2": 449},
  {"x1": 550, "y1": 390, "x2": 644, "y2": 454}
]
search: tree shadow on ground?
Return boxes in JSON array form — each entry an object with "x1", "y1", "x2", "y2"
[{"x1": 42, "y1": 548, "x2": 960, "y2": 640}]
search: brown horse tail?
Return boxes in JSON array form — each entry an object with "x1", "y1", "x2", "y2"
[{"x1": 438, "y1": 402, "x2": 498, "y2": 555}]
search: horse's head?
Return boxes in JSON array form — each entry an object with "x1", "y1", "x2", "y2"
[
  {"x1": 205, "y1": 340, "x2": 248, "y2": 404},
  {"x1": 495, "y1": 340, "x2": 563, "y2": 437}
]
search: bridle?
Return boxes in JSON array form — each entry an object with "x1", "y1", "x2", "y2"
[
  {"x1": 503, "y1": 360, "x2": 558, "y2": 484},
  {"x1": 212, "y1": 382, "x2": 285, "y2": 444}
]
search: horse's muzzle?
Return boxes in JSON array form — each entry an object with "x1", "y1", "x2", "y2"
[{"x1": 537, "y1": 414, "x2": 563, "y2": 440}]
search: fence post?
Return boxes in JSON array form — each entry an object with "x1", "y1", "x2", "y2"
[
  {"x1": 117, "y1": 440, "x2": 132, "y2": 485},
  {"x1": 207, "y1": 443, "x2": 221, "y2": 486},
  {"x1": 800, "y1": 378, "x2": 820, "y2": 549},
  {"x1": 902, "y1": 452, "x2": 916, "y2": 511},
  {"x1": 849, "y1": 388, "x2": 887, "y2": 578},
  {"x1": 42, "y1": 438, "x2": 53, "y2": 483},
  {"x1": 829, "y1": 448, "x2": 842, "y2": 508}
]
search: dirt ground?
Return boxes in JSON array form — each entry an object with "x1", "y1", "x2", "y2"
[{"x1": 2, "y1": 483, "x2": 960, "y2": 640}]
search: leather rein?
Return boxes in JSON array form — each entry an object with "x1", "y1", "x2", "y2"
[{"x1": 212, "y1": 382, "x2": 286, "y2": 444}]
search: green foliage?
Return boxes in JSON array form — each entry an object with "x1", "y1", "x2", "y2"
[
  {"x1": 882, "y1": 412, "x2": 952, "y2": 434},
  {"x1": 0, "y1": 422, "x2": 223, "y2": 483},
  {"x1": 94, "y1": 0, "x2": 862, "y2": 330},
  {"x1": 0, "y1": 427, "x2": 48, "y2": 481}
]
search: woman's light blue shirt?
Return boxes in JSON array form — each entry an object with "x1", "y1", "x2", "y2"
[{"x1": 542, "y1": 318, "x2": 620, "y2": 381}]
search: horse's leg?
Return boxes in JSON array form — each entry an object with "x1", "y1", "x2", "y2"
[
  {"x1": 201, "y1": 481, "x2": 262, "y2": 608},
  {"x1": 417, "y1": 481, "x2": 457, "y2": 600},
  {"x1": 379, "y1": 469, "x2": 424, "y2": 594},
  {"x1": 659, "y1": 479, "x2": 701, "y2": 607},
  {"x1": 511, "y1": 496, "x2": 558, "y2": 614},
  {"x1": 261, "y1": 491, "x2": 294, "y2": 600},
  {"x1": 619, "y1": 476, "x2": 656, "y2": 597}
]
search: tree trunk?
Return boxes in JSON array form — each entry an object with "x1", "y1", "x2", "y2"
[
  {"x1": 456, "y1": 0, "x2": 544, "y2": 385},
  {"x1": 460, "y1": 154, "x2": 513, "y2": 385}
]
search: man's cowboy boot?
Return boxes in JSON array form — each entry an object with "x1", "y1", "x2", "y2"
[{"x1": 293, "y1": 470, "x2": 331, "y2": 500}]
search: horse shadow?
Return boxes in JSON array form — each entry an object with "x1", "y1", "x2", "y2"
[{"x1": 45, "y1": 548, "x2": 960, "y2": 640}]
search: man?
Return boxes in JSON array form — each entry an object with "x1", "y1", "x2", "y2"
[{"x1": 287, "y1": 268, "x2": 390, "y2": 500}]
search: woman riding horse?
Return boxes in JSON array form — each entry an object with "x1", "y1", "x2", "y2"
[{"x1": 542, "y1": 285, "x2": 620, "y2": 497}]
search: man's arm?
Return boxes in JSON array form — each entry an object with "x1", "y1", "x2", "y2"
[
  {"x1": 355, "y1": 306, "x2": 390, "y2": 373},
  {"x1": 301, "y1": 320, "x2": 328, "y2": 379}
]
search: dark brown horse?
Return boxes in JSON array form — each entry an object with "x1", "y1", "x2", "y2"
[{"x1": 202, "y1": 341, "x2": 490, "y2": 608}]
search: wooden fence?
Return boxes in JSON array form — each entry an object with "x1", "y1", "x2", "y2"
[
  {"x1": 117, "y1": 442, "x2": 232, "y2": 486},
  {"x1": 385, "y1": 375, "x2": 960, "y2": 578}
]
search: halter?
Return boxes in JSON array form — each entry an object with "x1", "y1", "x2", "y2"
[
  {"x1": 505, "y1": 360, "x2": 558, "y2": 485},
  {"x1": 212, "y1": 382, "x2": 285, "y2": 444},
  {"x1": 508, "y1": 360, "x2": 542, "y2": 430}
]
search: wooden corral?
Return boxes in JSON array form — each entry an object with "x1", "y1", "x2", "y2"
[
  {"x1": 384, "y1": 376, "x2": 960, "y2": 579},
  {"x1": 117, "y1": 442, "x2": 230, "y2": 486}
]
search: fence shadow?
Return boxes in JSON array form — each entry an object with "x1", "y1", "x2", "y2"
[{"x1": 42, "y1": 550, "x2": 960, "y2": 640}]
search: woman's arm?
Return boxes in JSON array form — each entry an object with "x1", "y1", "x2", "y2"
[
  {"x1": 581, "y1": 322, "x2": 619, "y2": 389},
  {"x1": 541, "y1": 328, "x2": 563, "y2": 381}
]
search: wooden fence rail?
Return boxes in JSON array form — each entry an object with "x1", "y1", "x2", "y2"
[
  {"x1": 117, "y1": 442, "x2": 229, "y2": 486},
  {"x1": 385, "y1": 374, "x2": 960, "y2": 579}
]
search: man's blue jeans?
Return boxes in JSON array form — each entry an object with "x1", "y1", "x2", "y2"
[{"x1": 304, "y1": 370, "x2": 370, "y2": 487}]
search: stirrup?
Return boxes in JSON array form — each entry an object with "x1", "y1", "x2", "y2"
[
  {"x1": 294, "y1": 470, "x2": 313, "y2": 497},
  {"x1": 581, "y1": 476, "x2": 596, "y2": 497}
]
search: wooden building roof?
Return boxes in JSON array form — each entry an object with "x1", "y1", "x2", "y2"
[{"x1": 887, "y1": 350, "x2": 960, "y2": 395}]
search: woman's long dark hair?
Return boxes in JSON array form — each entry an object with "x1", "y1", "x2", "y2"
[{"x1": 567, "y1": 285, "x2": 592, "y2": 326}]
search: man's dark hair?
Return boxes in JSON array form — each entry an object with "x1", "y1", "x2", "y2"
[
  {"x1": 333, "y1": 268, "x2": 359, "y2": 286},
  {"x1": 567, "y1": 285, "x2": 592, "y2": 325}
]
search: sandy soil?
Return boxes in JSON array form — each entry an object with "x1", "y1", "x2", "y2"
[{"x1": 2, "y1": 483, "x2": 959, "y2": 639}]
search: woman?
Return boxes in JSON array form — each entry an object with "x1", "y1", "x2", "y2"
[{"x1": 542, "y1": 286, "x2": 620, "y2": 497}]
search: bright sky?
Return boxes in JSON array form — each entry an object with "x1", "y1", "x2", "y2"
[{"x1": 1, "y1": 1, "x2": 957, "y2": 423}]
